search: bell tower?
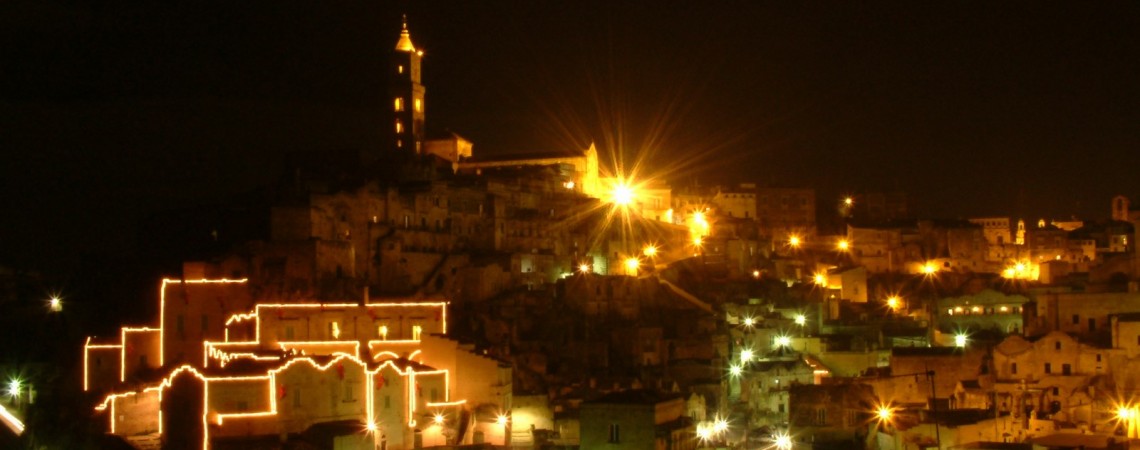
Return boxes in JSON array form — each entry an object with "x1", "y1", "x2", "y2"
[{"x1": 389, "y1": 16, "x2": 426, "y2": 155}]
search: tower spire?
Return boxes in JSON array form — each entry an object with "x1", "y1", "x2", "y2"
[{"x1": 395, "y1": 14, "x2": 416, "y2": 52}]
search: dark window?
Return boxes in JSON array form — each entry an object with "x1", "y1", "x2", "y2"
[
  {"x1": 1011, "y1": 363, "x2": 1017, "y2": 374},
  {"x1": 1053, "y1": 387, "x2": 1059, "y2": 395},
  {"x1": 1062, "y1": 364, "x2": 1071, "y2": 375},
  {"x1": 1072, "y1": 314, "x2": 1080, "y2": 325},
  {"x1": 1089, "y1": 318, "x2": 1097, "y2": 332},
  {"x1": 1045, "y1": 363, "x2": 1052, "y2": 374},
  {"x1": 1097, "y1": 354, "x2": 1102, "y2": 362},
  {"x1": 1055, "y1": 341, "x2": 1061, "y2": 350},
  {"x1": 608, "y1": 423, "x2": 620, "y2": 443}
]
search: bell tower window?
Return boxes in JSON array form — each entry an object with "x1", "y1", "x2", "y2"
[
  {"x1": 394, "y1": 98, "x2": 404, "y2": 111},
  {"x1": 414, "y1": 98, "x2": 422, "y2": 113}
]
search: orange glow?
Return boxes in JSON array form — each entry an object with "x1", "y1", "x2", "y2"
[
  {"x1": 813, "y1": 273, "x2": 827, "y2": 286},
  {"x1": 886, "y1": 296, "x2": 900, "y2": 310},
  {"x1": 643, "y1": 245, "x2": 658, "y2": 257},
  {"x1": 921, "y1": 263, "x2": 938, "y2": 275},
  {"x1": 836, "y1": 239, "x2": 850, "y2": 251},
  {"x1": 788, "y1": 235, "x2": 801, "y2": 247}
]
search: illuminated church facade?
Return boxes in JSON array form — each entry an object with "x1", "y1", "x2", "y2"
[{"x1": 84, "y1": 278, "x2": 511, "y2": 450}]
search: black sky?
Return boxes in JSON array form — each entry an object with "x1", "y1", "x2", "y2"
[{"x1": 3, "y1": 0, "x2": 1140, "y2": 273}]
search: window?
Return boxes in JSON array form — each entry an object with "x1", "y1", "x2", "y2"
[
  {"x1": 378, "y1": 325, "x2": 389, "y2": 340},
  {"x1": 412, "y1": 325, "x2": 423, "y2": 340},
  {"x1": 608, "y1": 423, "x2": 620, "y2": 443},
  {"x1": 414, "y1": 98, "x2": 422, "y2": 112},
  {"x1": 395, "y1": 120, "x2": 404, "y2": 133},
  {"x1": 398, "y1": 65, "x2": 404, "y2": 74},
  {"x1": 384, "y1": 395, "x2": 391, "y2": 409},
  {"x1": 1011, "y1": 363, "x2": 1017, "y2": 374},
  {"x1": 139, "y1": 355, "x2": 147, "y2": 367},
  {"x1": 293, "y1": 388, "x2": 301, "y2": 407},
  {"x1": 1097, "y1": 354, "x2": 1102, "y2": 362},
  {"x1": 285, "y1": 326, "x2": 294, "y2": 341},
  {"x1": 816, "y1": 409, "x2": 827, "y2": 425},
  {"x1": 778, "y1": 403, "x2": 785, "y2": 413},
  {"x1": 394, "y1": 97, "x2": 404, "y2": 111},
  {"x1": 1062, "y1": 364, "x2": 1071, "y2": 376},
  {"x1": 1045, "y1": 363, "x2": 1052, "y2": 374},
  {"x1": 1055, "y1": 341, "x2": 1061, "y2": 350},
  {"x1": 1072, "y1": 314, "x2": 1080, "y2": 325},
  {"x1": 1053, "y1": 387, "x2": 1059, "y2": 395},
  {"x1": 430, "y1": 388, "x2": 438, "y2": 402}
]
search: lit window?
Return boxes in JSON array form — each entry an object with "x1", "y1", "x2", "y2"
[
  {"x1": 395, "y1": 121, "x2": 403, "y2": 134},
  {"x1": 412, "y1": 325, "x2": 423, "y2": 340},
  {"x1": 394, "y1": 98, "x2": 404, "y2": 111},
  {"x1": 378, "y1": 325, "x2": 388, "y2": 340},
  {"x1": 398, "y1": 65, "x2": 404, "y2": 74},
  {"x1": 414, "y1": 98, "x2": 422, "y2": 112}
]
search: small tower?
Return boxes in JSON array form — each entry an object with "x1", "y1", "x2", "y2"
[{"x1": 389, "y1": 16, "x2": 426, "y2": 155}]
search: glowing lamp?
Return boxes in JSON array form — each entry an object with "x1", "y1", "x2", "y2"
[
  {"x1": 366, "y1": 421, "x2": 378, "y2": 432},
  {"x1": 1119, "y1": 407, "x2": 1133, "y2": 420},
  {"x1": 611, "y1": 184, "x2": 634, "y2": 206},
  {"x1": 788, "y1": 236, "x2": 801, "y2": 247},
  {"x1": 643, "y1": 245, "x2": 657, "y2": 257},
  {"x1": 955, "y1": 334, "x2": 968, "y2": 347},
  {"x1": 578, "y1": 263, "x2": 591, "y2": 274},
  {"x1": 922, "y1": 263, "x2": 938, "y2": 275},
  {"x1": 496, "y1": 414, "x2": 509, "y2": 426},
  {"x1": 794, "y1": 314, "x2": 806, "y2": 326},
  {"x1": 752, "y1": 269, "x2": 760, "y2": 278},
  {"x1": 877, "y1": 406, "x2": 892, "y2": 421},
  {"x1": 886, "y1": 296, "x2": 900, "y2": 310},
  {"x1": 434, "y1": 413, "x2": 445, "y2": 425},
  {"x1": 813, "y1": 273, "x2": 827, "y2": 286},
  {"x1": 729, "y1": 364, "x2": 742, "y2": 377},
  {"x1": 7, "y1": 379, "x2": 20, "y2": 397},
  {"x1": 743, "y1": 317, "x2": 754, "y2": 327},
  {"x1": 713, "y1": 417, "x2": 728, "y2": 433},
  {"x1": 48, "y1": 296, "x2": 62, "y2": 312},
  {"x1": 740, "y1": 349, "x2": 753, "y2": 362},
  {"x1": 624, "y1": 258, "x2": 640, "y2": 273},
  {"x1": 844, "y1": 197, "x2": 854, "y2": 206},
  {"x1": 775, "y1": 336, "x2": 791, "y2": 347},
  {"x1": 697, "y1": 426, "x2": 712, "y2": 440},
  {"x1": 837, "y1": 239, "x2": 850, "y2": 251},
  {"x1": 774, "y1": 432, "x2": 793, "y2": 450}
]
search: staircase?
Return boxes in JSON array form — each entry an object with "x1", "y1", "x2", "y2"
[{"x1": 125, "y1": 432, "x2": 162, "y2": 450}]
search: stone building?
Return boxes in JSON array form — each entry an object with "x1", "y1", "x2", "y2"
[
  {"x1": 579, "y1": 390, "x2": 696, "y2": 450},
  {"x1": 84, "y1": 277, "x2": 511, "y2": 450}
]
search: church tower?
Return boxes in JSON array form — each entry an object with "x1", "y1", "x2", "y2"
[{"x1": 389, "y1": 16, "x2": 426, "y2": 155}]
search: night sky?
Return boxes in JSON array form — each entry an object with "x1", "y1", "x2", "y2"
[{"x1": 3, "y1": 1, "x2": 1140, "y2": 273}]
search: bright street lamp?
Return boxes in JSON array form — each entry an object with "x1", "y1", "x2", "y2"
[
  {"x1": 48, "y1": 296, "x2": 62, "y2": 312},
  {"x1": 954, "y1": 333, "x2": 968, "y2": 347},
  {"x1": 837, "y1": 239, "x2": 850, "y2": 251}
]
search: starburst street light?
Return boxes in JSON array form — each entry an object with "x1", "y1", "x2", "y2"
[
  {"x1": 740, "y1": 349, "x2": 754, "y2": 363},
  {"x1": 886, "y1": 296, "x2": 901, "y2": 311},
  {"x1": 813, "y1": 273, "x2": 827, "y2": 286},
  {"x1": 7, "y1": 379, "x2": 21, "y2": 397},
  {"x1": 773, "y1": 431, "x2": 793, "y2": 450},
  {"x1": 610, "y1": 183, "x2": 635, "y2": 206},
  {"x1": 843, "y1": 197, "x2": 854, "y2": 207},
  {"x1": 578, "y1": 263, "x2": 591, "y2": 274},
  {"x1": 955, "y1": 333, "x2": 968, "y2": 347},
  {"x1": 729, "y1": 364, "x2": 743, "y2": 377},
  {"x1": 643, "y1": 245, "x2": 658, "y2": 257},
  {"x1": 921, "y1": 262, "x2": 938, "y2": 275},
  {"x1": 794, "y1": 314, "x2": 806, "y2": 326},
  {"x1": 624, "y1": 257, "x2": 640, "y2": 275},
  {"x1": 48, "y1": 296, "x2": 62, "y2": 312},
  {"x1": 788, "y1": 235, "x2": 801, "y2": 248},
  {"x1": 837, "y1": 239, "x2": 850, "y2": 251}
]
